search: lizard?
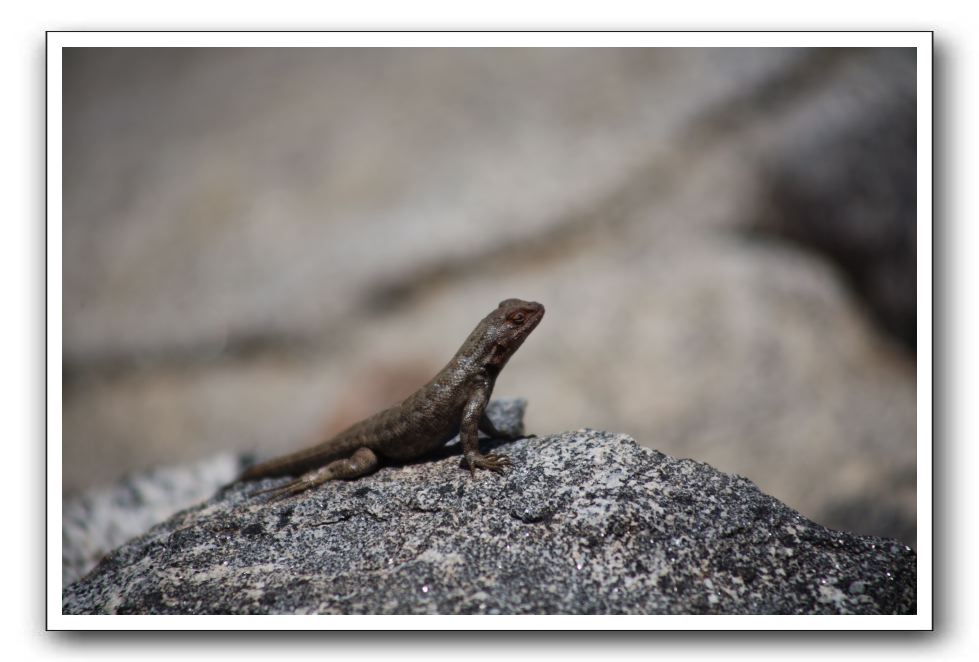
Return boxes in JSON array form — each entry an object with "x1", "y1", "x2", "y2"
[{"x1": 235, "y1": 298, "x2": 545, "y2": 501}]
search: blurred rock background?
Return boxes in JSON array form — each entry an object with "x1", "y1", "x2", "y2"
[{"x1": 62, "y1": 47, "x2": 917, "y2": 546}]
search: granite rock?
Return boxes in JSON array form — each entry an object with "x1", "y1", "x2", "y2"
[
  {"x1": 62, "y1": 453, "x2": 241, "y2": 588},
  {"x1": 62, "y1": 402, "x2": 915, "y2": 615}
]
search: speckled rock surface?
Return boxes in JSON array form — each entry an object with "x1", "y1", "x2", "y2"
[
  {"x1": 62, "y1": 453, "x2": 242, "y2": 587},
  {"x1": 62, "y1": 401, "x2": 915, "y2": 615}
]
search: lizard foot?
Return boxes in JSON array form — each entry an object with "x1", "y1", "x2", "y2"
[
  {"x1": 249, "y1": 450, "x2": 378, "y2": 502},
  {"x1": 252, "y1": 478, "x2": 311, "y2": 502},
  {"x1": 466, "y1": 452, "x2": 512, "y2": 475}
]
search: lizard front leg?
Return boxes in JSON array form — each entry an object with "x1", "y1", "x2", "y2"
[{"x1": 461, "y1": 384, "x2": 511, "y2": 474}]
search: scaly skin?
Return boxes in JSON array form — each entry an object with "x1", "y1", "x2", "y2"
[{"x1": 237, "y1": 298, "x2": 545, "y2": 500}]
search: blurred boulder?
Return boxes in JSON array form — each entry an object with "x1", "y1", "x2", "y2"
[{"x1": 756, "y1": 48, "x2": 917, "y2": 350}]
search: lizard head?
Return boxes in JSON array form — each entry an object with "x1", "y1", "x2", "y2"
[{"x1": 466, "y1": 298, "x2": 545, "y2": 372}]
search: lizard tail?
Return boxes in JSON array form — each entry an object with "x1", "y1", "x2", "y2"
[{"x1": 237, "y1": 458, "x2": 298, "y2": 482}]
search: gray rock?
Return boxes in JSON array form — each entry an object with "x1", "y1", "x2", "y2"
[
  {"x1": 62, "y1": 453, "x2": 242, "y2": 587},
  {"x1": 62, "y1": 402, "x2": 915, "y2": 615}
]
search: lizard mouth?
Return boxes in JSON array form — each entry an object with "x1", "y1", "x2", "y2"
[
  {"x1": 526, "y1": 303, "x2": 545, "y2": 329},
  {"x1": 517, "y1": 302, "x2": 545, "y2": 339}
]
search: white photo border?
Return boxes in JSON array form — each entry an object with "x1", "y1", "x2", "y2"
[{"x1": 47, "y1": 30, "x2": 933, "y2": 631}]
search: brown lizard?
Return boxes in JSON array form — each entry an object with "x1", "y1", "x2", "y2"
[{"x1": 236, "y1": 298, "x2": 544, "y2": 501}]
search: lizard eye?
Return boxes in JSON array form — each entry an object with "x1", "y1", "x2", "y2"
[{"x1": 510, "y1": 312, "x2": 526, "y2": 324}]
